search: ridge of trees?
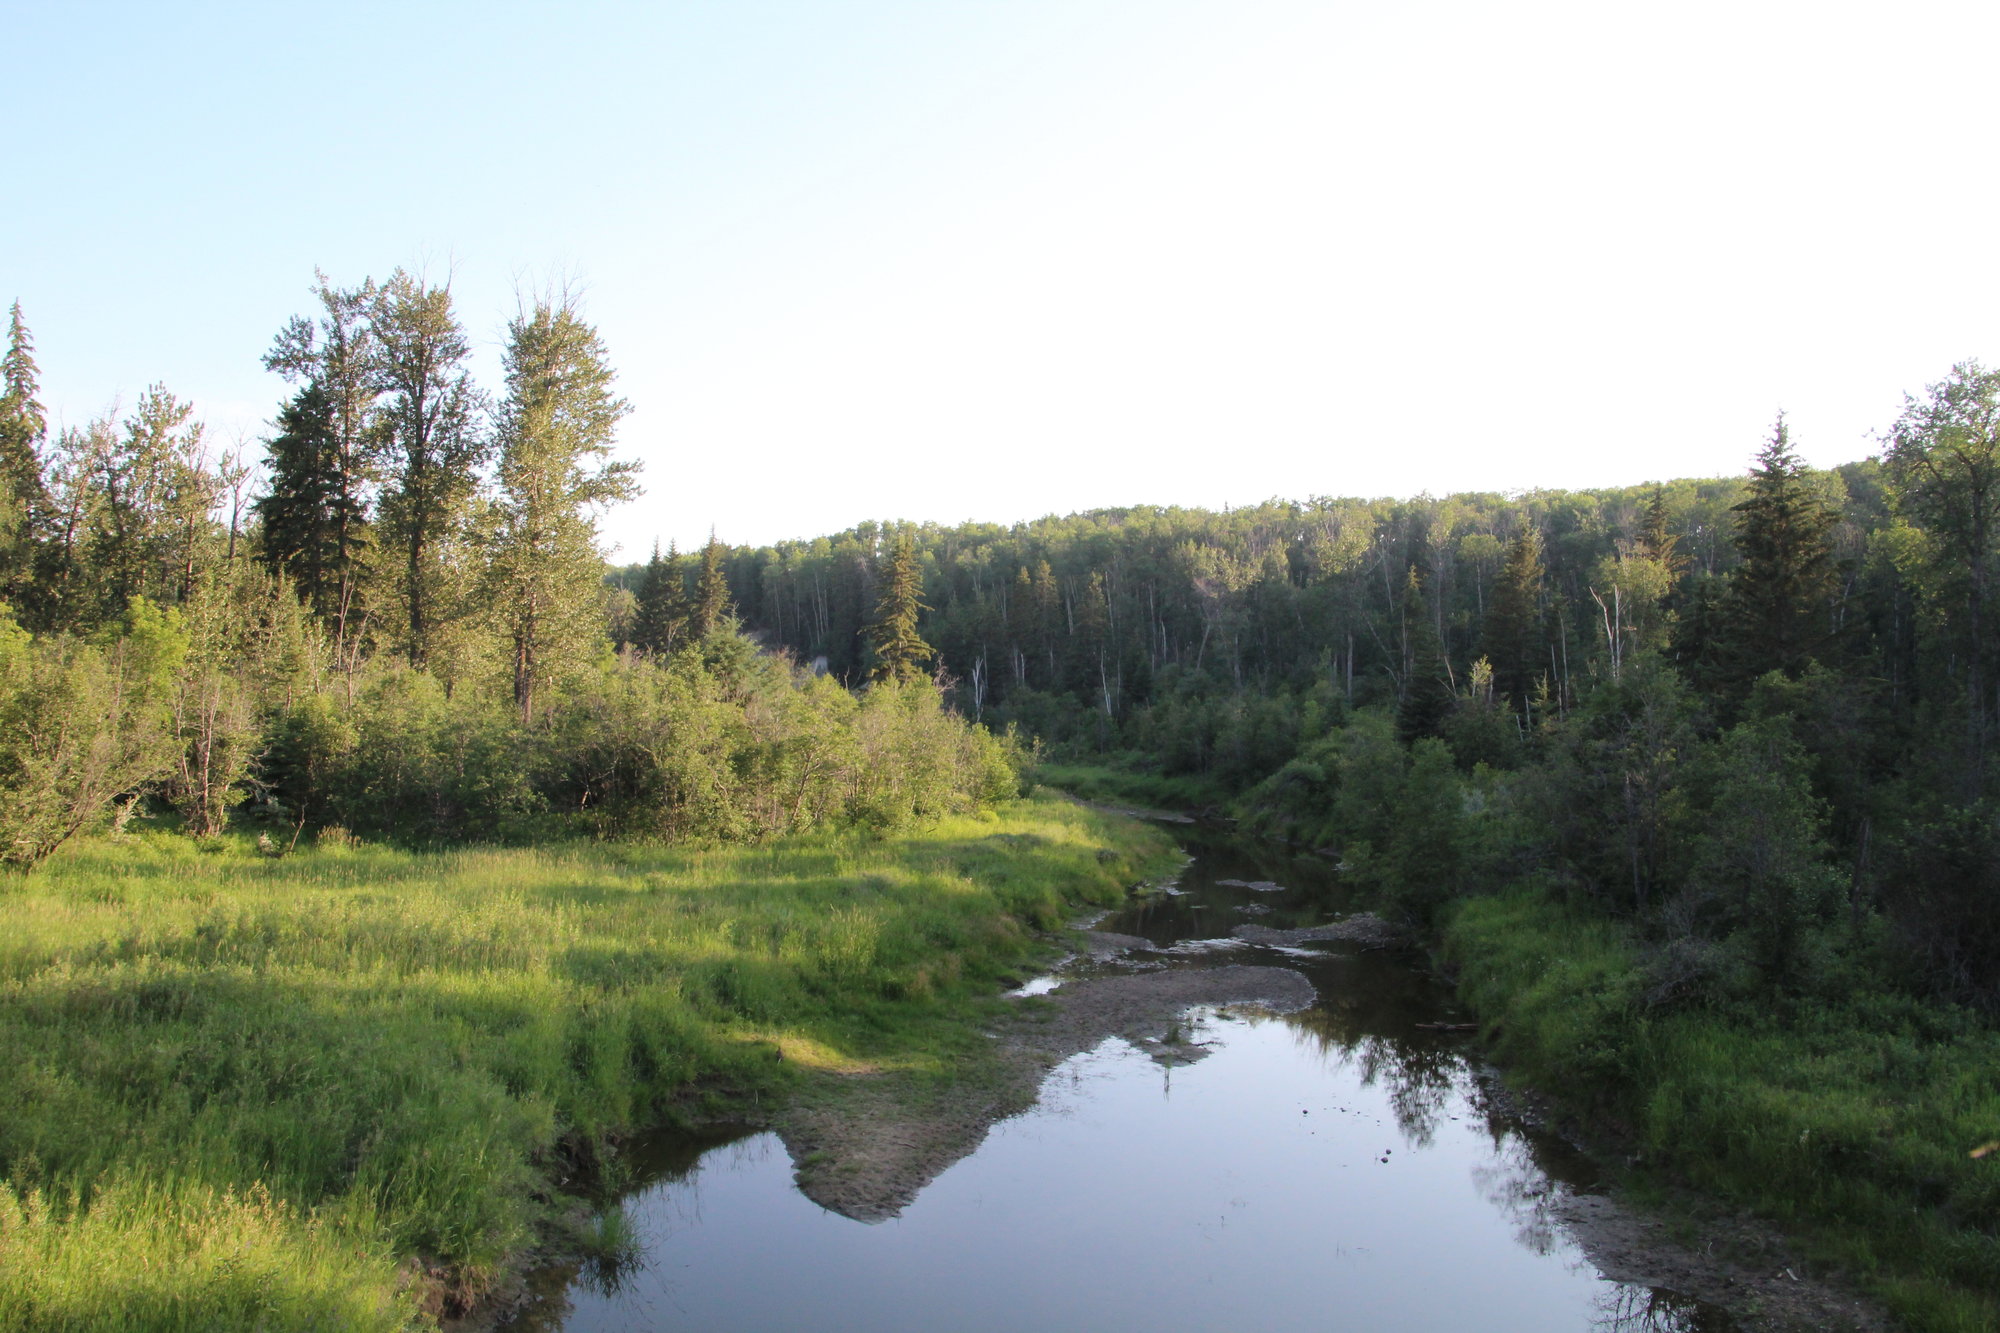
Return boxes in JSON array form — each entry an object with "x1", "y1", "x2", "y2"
[{"x1": 710, "y1": 368, "x2": 2000, "y2": 1006}]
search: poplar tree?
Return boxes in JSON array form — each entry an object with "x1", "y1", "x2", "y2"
[
  {"x1": 370, "y1": 269, "x2": 485, "y2": 668},
  {"x1": 0, "y1": 303, "x2": 47, "y2": 599},
  {"x1": 90, "y1": 385, "x2": 215, "y2": 614},
  {"x1": 866, "y1": 533, "x2": 933, "y2": 683},
  {"x1": 490, "y1": 291, "x2": 637, "y2": 722},
  {"x1": 1886, "y1": 362, "x2": 2000, "y2": 762}
]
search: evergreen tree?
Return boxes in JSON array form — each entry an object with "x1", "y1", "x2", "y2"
[
  {"x1": 1396, "y1": 565, "x2": 1453, "y2": 743},
  {"x1": 1722, "y1": 415, "x2": 1837, "y2": 691},
  {"x1": 1638, "y1": 484, "x2": 1680, "y2": 569},
  {"x1": 370, "y1": 269, "x2": 486, "y2": 668},
  {"x1": 1481, "y1": 524, "x2": 1546, "y2": 721},
  {"x1": 632, "y1": 541, "x2": 690, "y2": 655},
  {"x1": 0, "y1": 303, "x2": 48, "y2": 600},
  {"x1": 263, "y1": 273, "x2": 379, "y2": 652},
  {"x1": 490, "y1": 291, "x2": 637, "y2": 722},
  {"x1": 693, "y1": 535, "x2": 731, "y2": 638},
  {"x1": 866, "y1": 533, "x2": 933, "y2": 684},
  {"x1": 254, "y1": 383, "x2": 370, "y2": 629}
]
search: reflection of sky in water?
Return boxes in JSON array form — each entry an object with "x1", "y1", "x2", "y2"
[
  {"x1": 527, "y1": 1018, "x2": 1724, "y2": 1332},
  {"x1": 509, "y1": 833, "x2": 1732, "y2": 1333}
]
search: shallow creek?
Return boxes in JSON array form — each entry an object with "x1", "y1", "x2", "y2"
[{"x1": 500, "y1": 827, "x2": 1740, "y2": 1332}]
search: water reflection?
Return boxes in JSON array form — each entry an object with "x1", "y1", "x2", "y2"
[{"x1": 496, "y1": 830, "x2": 1744, "y2": 1333}]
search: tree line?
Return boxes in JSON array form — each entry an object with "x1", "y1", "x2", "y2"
[
  {"x1": 721, "y1": 371, "x2": 2000, "y2": 1007},
  {"x1": 0, "y1": 282, "x2": 1007, "y2": 868}
]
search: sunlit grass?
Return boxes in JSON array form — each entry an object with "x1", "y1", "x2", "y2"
[{"x1": 0, "y1": 794, "x2": 1176, "y2": 1330}]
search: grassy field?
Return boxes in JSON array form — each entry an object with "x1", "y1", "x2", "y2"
[
  {"x1": 0, "y1": 794, "x2": 1176, "y2": 1332},
  {"x1": 1445, "y1": 889, "x2": 2000, "y2": 1332}
]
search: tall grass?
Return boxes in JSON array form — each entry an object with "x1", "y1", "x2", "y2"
[
  {"x1": 1447, "y1": 889, "x2": 2000, "y2": 1332},
  {"x1": 0, "y1": 795, "x2": 1175, "y2": 1331}
]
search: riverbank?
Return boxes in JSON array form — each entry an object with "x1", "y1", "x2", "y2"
[
  {"x1": 1445, "y1": 888, "x2": 2000, "y2": 1332},
  {"x1": 0, "y1": 795, "x2": 1177, "y2": 1331}
]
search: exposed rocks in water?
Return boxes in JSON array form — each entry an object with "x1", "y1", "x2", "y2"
[
  {"x1": 1230, "y1": 912, "x2": 1404, "y2": 949},
  {"x1": 1214, "y1": 878, "x2": 1285, "y2": 892},
  {"x1": 1074, "y1": 930, "x2": 1155, "y2": 961},
  {"x1": 775, "y1": 964, "x2": 1315, "y2": 1223}
]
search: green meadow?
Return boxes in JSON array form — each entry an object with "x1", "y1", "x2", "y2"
[{"x1": 0, "y1": 795, "x2": 1174, "y2": 1332}]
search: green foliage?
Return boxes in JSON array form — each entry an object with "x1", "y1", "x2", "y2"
[
  {"x1": 1720, "y1": 414, "x2": 1839, "y2": 694},
  {"x1": 0, "y1": 798, "x2": 1173, "y2": 1328},
  {"x1": 0, "y1": 599, "x2": 185, "y2": 870},
  {"x1": 0, "y1": 303, "x2": 47, "y2": 602},
  {"x1": 691, "y1": 536, "x2": 731, "y2": 639},
  {"x1": 1447, "y1": 890, "x2": 2000, "y2": 1330},
  {"x1": 490, "y1": 291, "x2": 637, "y2": 720},
  {"x1": 630, "y1": 542, "x2": 689, "y2": 656},
  {"x1": 865, "y1": 534, "x2": 933, "y2": 684}
]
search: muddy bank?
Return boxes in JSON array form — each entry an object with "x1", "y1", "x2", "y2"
[{"x1": 776, "y1": 963, "x2": 1314, "y2": 1222}]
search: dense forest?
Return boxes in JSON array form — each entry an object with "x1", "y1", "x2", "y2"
[
  {"x1": 0, "y1": 279, "x2": 1012, "y2": 871},
  {"x1": 712, "y1": 389, "x2": 2000, "y2": 1011}
]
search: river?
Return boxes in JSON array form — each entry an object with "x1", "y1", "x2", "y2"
[{"x1": 497, "y1": 824, "x2": 1740, "y2": 1332}]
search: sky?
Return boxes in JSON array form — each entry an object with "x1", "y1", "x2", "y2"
[{"x1": 6, "y1": 0, "x2": 1999, "y2": 558}]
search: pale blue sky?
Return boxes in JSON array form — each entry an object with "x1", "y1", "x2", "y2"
[{"x1": 8, "y1": 1, "x2": 1999, "y2": 555}]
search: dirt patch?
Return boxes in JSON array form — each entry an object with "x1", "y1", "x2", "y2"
[
  {"x1": 1550, "y1": 1191, "x2": 1890, "y2": 1332},
  {"x1": 775, "y1": 964, "x2": 1315, "y2": 1222},
  {"x1": 1230, "y1": 911, "x2": 1405, "y2": 950},
  {"x1": 1473, "y1": 1070, "x2": 1889, "y2": 1333}
]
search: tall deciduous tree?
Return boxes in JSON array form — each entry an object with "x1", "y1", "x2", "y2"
[
  {"x1": 90, "y1": 385, "x2": 216, "y2": 615},
  {"x1": 866, "y1": 533, "x2": 933, "y2": 684},
  {"x1": 490, "y1": 291, "x2": 637, "y2": 722},
  {"x1": 1885, "y1": 362, "x2": 2000, "y2": 770},
  {"x1": 370, "y1": 269, "x2": 485, "y2": 668},
  {"x1": 263, "y1": 272, "x2": 379, "y2": 652}
]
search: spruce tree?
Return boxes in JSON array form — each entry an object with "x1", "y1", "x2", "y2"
[
  {"x1": 633, "y1": 541, "x2": 690, "y2": 655},
  {"x1": 0, "y1": 303, "x2": 47, "y2": 600},
  {"x1": 1722, "y1": 415, "x2": 1837, "y2": 690},
  {"x1": 254, "y1": 382, "x2": 370, "y2": 628},
  {"x1": 693, "y1": 535, "x2": 731, "y2": 638},
  {"x1": 490, "y1": 291, "x2": 637, "y2": 722},
  {"x1": 1481, "y1": 524, "x2": 1545, "y2": 721},
  {"x1": 866, "y1": 534, "x2": 933, "y2": 684},
  {"x1": 263, "y1": 273, "x2": 379, "y2": 652}
]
